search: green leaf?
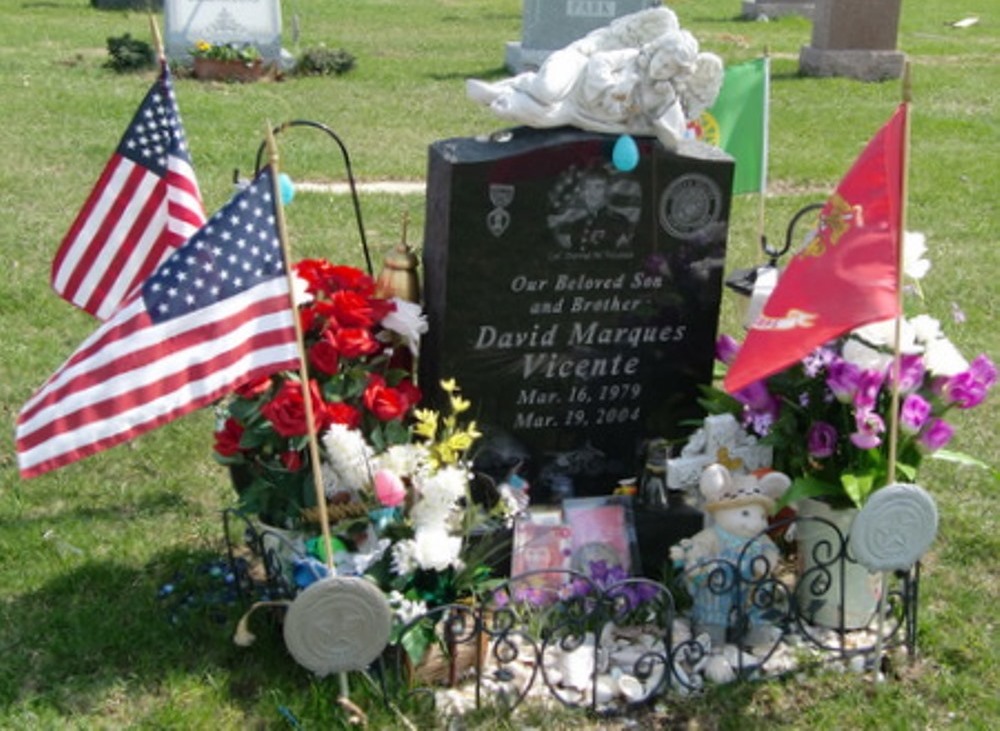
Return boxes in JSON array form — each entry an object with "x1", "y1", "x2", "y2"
[
  {"x1": 841, "y1": 472, "x2": 874, "y2": 509},
  {"x1": 778, "y1": 475, "x2": 846, "y2": 510},
  {"x1": 932, "y1": 449, "x2": 1000, "y2": 481}
]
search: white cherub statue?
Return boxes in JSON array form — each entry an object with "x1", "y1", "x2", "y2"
[{"x1": 466, "y1": 6, "x2": 723, "y2": 149}]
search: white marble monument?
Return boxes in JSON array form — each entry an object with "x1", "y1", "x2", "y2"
[{"x1": 164, "y1": 0, "x2": 283, "y2": 64}]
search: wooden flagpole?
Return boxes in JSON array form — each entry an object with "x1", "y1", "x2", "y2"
[
  {"x1": 886, "y1": 63, "x2": 912, "y2": 486},
  {"x1": 756, "y1": 47, "x2": 771, "y2": 253},
  {"x1": 265, "y1": 122, "x2": 337, "y2": 575},
  {"x1": 874, "y1": 62, "x2": 912, "y2": 683},
  {"x1": 148, "y1": 13, "x2": 165, "y2": 64}
]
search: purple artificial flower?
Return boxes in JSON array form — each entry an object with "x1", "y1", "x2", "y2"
[
  {"x1": 588, "y1": 559, "x2": 611, "y2": 584},
  {"x1": 850, "y1": 408, "x2": 885, "y2": 449},
  {"x1": 734, "y1": 380, "x2": 780, "y2": 436},
  {"x1": 969, "y1": 354, "x2": 998, "y2": 389},
  {"x1": 827, "y1": 359, "x2": 862, "y2": 403},
  {"x1": 944, "y1": 370, "x2": 988, "y2": 409},
  {"x1": 899, "y1": 393, "x2": 932, "y2": 435},
  {"x1": 854, "y1": 368, "x2": 887, "y2": 411},
  {"x1": 894, "y1": 353, "x2": 926, "y2": 394},
  {"x1": 919, "y1": 418, "x2": 955, "y2": 452},
  {"x1": 806, "y1": 421, "x2": 838, "y2": 458},
  {"x1": 802, "y1": 345, "x2": 836, "y2": 378},
  {"x1": 716, "y1": 334, "x2": 741, "y2": 365}
]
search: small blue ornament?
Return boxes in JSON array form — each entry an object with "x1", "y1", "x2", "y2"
[
  {"x1": 279, "y1": 173, "x2": 295, "y2": 205},
  {"x1": 612, "y1": 134, "x2": 640, "y2": 172}
]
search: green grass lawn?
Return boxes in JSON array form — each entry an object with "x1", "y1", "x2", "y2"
[{"x1": 1, "y1": 0, "x2": 998, "y2": 727}]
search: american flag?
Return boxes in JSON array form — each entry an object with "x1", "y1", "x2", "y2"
[
  {"x1": 51, "y1": 63, "x2": 205, "y2": 321},
  {"x1": 17, "y1": 167, "x2": 299, "y2": 479}
]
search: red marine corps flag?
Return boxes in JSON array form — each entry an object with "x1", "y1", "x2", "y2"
[{"x1": 724, "y1": 103, "x2": 908, "y2": 394}]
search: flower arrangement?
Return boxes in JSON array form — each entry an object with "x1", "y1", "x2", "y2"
[
  {"x1": 322, "y1": 380, "x2": 515, "y2": 661},
  {"x1": 212, "y1": 259, "x2": 425, "y2": 528},
  {"x1": 190, "y1": 39, "x2": 262, "y2": 65},
  {"x1": 703, "y1": 233, "x2": 996, "y2": 509}
]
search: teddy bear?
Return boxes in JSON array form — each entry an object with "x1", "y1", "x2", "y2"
[{"x1": 669, "y1": 463, "x2": 791, "y2": 650}]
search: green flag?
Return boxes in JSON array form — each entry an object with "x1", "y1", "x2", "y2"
[{"x1": 690, "y1": 57, "x2": 769, "y2": 194}]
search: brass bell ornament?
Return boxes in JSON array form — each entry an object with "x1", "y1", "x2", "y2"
[{"x1": 375, "y1": 214, "x2": 421, "y2": 303}]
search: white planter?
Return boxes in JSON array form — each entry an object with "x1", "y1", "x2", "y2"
[{"x1": 795, "y1": 498, "x2": 880, "y2": 629}]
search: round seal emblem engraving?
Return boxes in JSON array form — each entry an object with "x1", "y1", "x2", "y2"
[{"x1": 658, "y1": 173, "x2": 723, "y2": 240}]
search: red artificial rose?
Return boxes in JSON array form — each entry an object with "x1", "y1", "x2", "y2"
[
  {"x1": 324, "y1": 265, "x2": 376, "y2": 295},
  {"x1": 329, "y1": 290, "x2": 389, "y2": 328},
  {"x1": 214, "y1": 417, "x2": 245, "y2": 457},
  {"x1": 396, "y1": 378, "x2": 422, "y2": 409},
  {"x1": 363, "y1": 374, "x2": 410, "y2": 421},
  {"x1": 280, "y1": 449, "x2": 304, "y2": 472},
  {"x1": 234, "y1": 375, "x2": 273, "y2": 400},
  {"x1": 327, "y1": 401, "x2": 362, "y2": 429},
  {"x1": 336, "y1": 327, "x2": 381, "y2": 358},
  {"x1": 308, "y1": 329, "x2": 340, "y2": 375},
  {"x1": 261, "y1": 380, "x2": 329, "y2": 437}
]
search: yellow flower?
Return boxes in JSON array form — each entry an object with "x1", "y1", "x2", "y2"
[
  {"x1": 449, "y1": 394, "x2": 471, "y2": 414},
  {"x1": 440, "y1": 378, "x2": 458, "y2": 394},
  {"x1": 195, "y1": 40, "x2": 211, "y2": 53},
  {"x1": 412, "y1": 408, "x2": 438, "y2": 439}
]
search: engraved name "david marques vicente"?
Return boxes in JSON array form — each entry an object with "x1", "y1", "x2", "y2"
[{"x1": 471, "y1": 271, "x2": 686, "y2": 380}]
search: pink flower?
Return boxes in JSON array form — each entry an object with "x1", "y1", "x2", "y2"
[
  {"x1": 853, "y1": 369, "x2": 887, "y2": 411},
  {"x1": 806, "y1": 421, "x2": 838, "y2": 458},
  {"x1": 827, "y1": 359, "x2": 862, "y2": 403},
  {"x1": 943, "y1": 371, "x2": 988, "y2": 409},
  {"x1": 850, "y1": 408, "x2": 885, "y2": 450},
  {"x1": 894, "y1": 354, "x2": 926, "y2": 394},
  {"x1": 899, "y1": 393, "x2": 931, "y2": 434},
  {"x1": 970, "y1": 354, "x2": 997, "y2": 389},
  {"x1": 919, "y1": 418, "x2": 954, "y2": 452},
  {"x1": 716, "y1": 334, "x2": 741, "y2": 365},
  {"x1": 373, "y1": 469, "x2": 407, "y2": 507}
]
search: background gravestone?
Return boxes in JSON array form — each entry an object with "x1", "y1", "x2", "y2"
[
  {"x1": 421, "y1": 127, "x2": 734, "y2": 502},
  {"x1": 799, "y1": 0, "x2": 904, "y2": 81},
  {"x1": 164, "y1": 0, "x2": 283, "y2": 64},
  {"x1": 741, "y1": 0, "x2": 814, "y2": 20},
  {"x1": 505, "y1": 0, "x2": 659, "y2": 72}
]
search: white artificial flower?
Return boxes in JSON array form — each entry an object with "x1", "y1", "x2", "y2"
[
  {"x1": 387, "y1": 590, "x2": 427, "y2": 625},
  {"x1": 409, "y1": 491, "x2": 456, "y2": 532},
  {"x1": 290, "y1": 272, "x2": 314, "y2": 308},
  {"x1": 374, "y1": 443, "x2": 428, "y2": 480},
  {"x1": 910, "y1": 314, "x2": 943, "y2": 343},
  {"x1": 907, "y1": 315, "x2": 969, "y2": 376},
  {"x1": 421, "y1": 465, "x2": 469, "y2": 503},
  {"x1": 844, "y1": 318, "x2": 919, "y2": 372},
  {"x1": 381, "y1": 298, "x2": 428, "y2": 356},
  {"x1": 390, "y1": 539, "x2": 419, "y2": 576},
  {"x1": 903, "y1": 231, "x2": 931, "y2": 281},
  {"x1": 412, "y1": 527, "x2": 463, "y2": 571},
  {"x1": 321, "y1": 424, "x2": 374, "y2": 496}
]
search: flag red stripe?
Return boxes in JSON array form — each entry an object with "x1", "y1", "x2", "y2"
[
  {"x1": 16, "y1": 324, "x2": 296, "y2": 453},
  {"x1": 19, "y1": 292, "x2": 293, "y2": 424},
  {"x1": 80, "y1": 179, "x2": 167, "y2": 319},
  {"x1": 17, "y1": 352, "x2": 296, "y2": 479},
  {"x1": 55, "y1": 162, "x2": 152, "y2": 308},
  {"x1": 52, "y1": 156, "x2": 129, "y2": 300}
]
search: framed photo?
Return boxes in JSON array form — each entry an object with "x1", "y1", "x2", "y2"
[
  {"x1": 510, "y1": 509, "x2": 573, "y2": 602},
  {"x1": 562, "y1": 496, "x2": 638, "y2": 580}
]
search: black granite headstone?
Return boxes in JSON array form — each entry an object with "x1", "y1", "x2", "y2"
[{"x1": 421, "y1": 127, "x2": 733, "y2": 501}]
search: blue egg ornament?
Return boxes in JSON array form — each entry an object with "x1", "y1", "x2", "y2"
[
  {"x1": 612, "y1": 134, "x2": 640, "y2": 172},
  {"x1": 278, "y1": 173, "x2": 295, "y2": 205}
]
